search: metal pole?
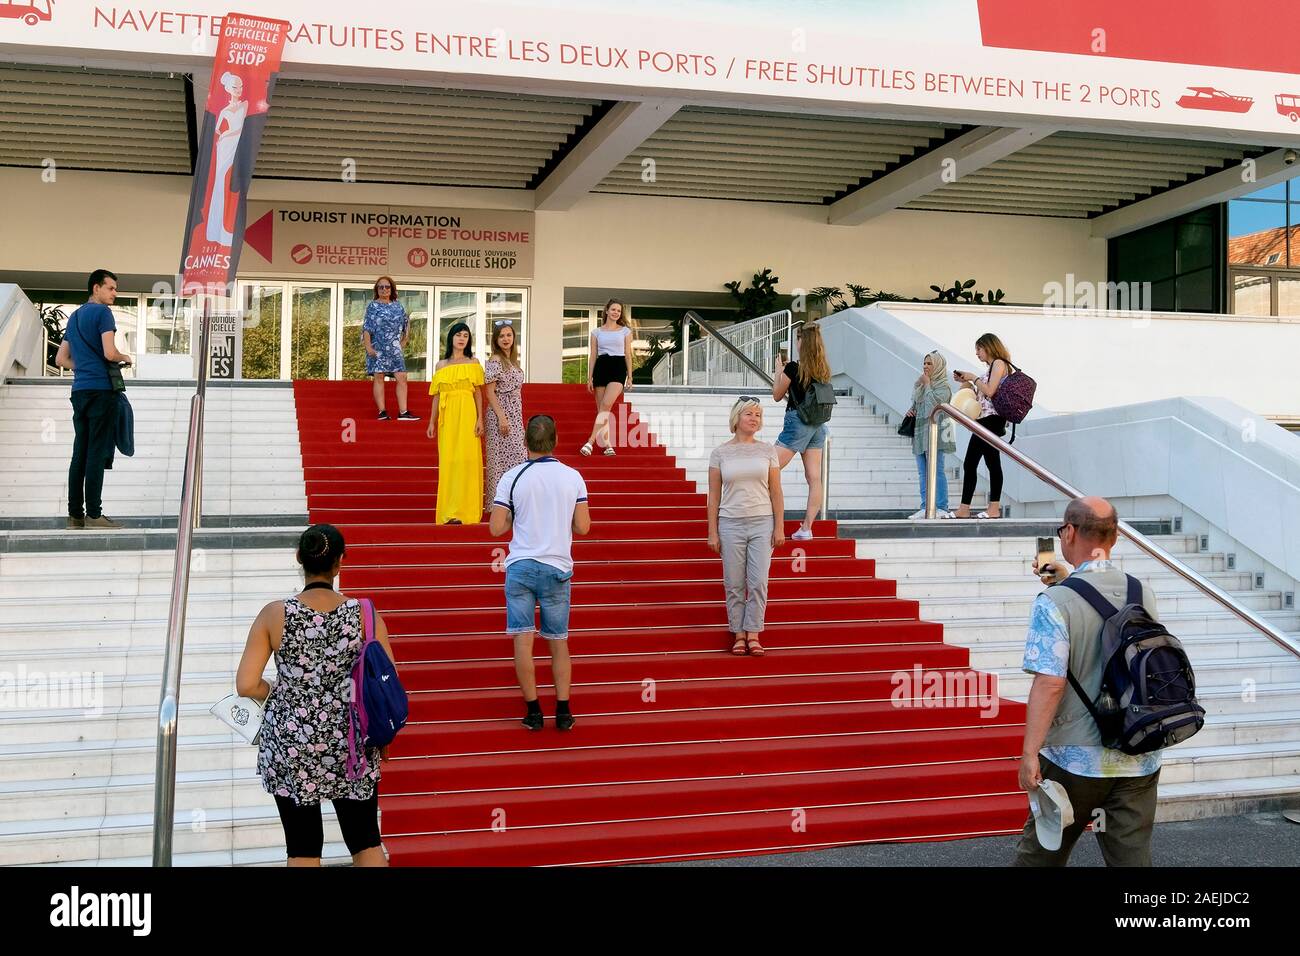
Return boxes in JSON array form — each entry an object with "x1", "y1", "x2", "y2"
[
  {"x1": 152, "y1": 296, "x2": 212, "y2": 866},
  {"x1": 929, "y1": 401, "x2": 1300, "y2": 661},
  {"x1": 925, "y1": 419, "x2": 940, "y2": 519},
  {"x1": 681, "y1": 314, "x2": 690, "y2": 386},
  {"x1": 820, "y1": 427, "x2": 831, "y2": 522}
]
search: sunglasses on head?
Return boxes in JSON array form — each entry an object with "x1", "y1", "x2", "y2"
[
  {"x1": 734, "y1": 396, "x2": 760, "y2": 405},
  {"x1": 494, "y1": 319, "x2": 514, "y2": 327}
]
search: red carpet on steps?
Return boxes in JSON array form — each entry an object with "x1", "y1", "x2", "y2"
[{"x1": 291, "y1": 380, "x2": 1029, "y2": 866}]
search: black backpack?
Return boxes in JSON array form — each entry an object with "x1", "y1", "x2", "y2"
[
  {"x1": 796, "y1": 380, "x2": 836, "y2": 426},
  {"x1": 1056, "y1": 574, "x2": 1205, "y2": 755}
]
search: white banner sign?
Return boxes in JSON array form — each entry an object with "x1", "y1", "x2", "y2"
[{"x1": 3, "y1": 1, "x2": 1300, "y2": 142}]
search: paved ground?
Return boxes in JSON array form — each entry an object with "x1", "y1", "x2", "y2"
[{"x1": 655, "y1": 812, "x2": 1300, "y2": 866}]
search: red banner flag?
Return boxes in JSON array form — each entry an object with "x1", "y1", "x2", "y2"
[{"x1": 179, "y1": 12, "x2": 290, "y2": 296}]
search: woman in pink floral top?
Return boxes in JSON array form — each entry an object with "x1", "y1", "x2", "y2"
[{"x1": 484, "y1": 320, "x2": 527, "y2": 509}]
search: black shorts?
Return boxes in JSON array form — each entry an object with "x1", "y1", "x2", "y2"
[
  {"x1": 592, "y1": 354, "x2": 628, "y2": 388},
  {"x1": 274, "y1": 792, "x2": 382, "y2": 859}
]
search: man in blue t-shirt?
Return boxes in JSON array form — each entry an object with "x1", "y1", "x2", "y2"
[{"x1": 54, "y1": 269, "x2": 133, "y2": 529}]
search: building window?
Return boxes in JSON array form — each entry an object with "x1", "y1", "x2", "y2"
[
  {"x1": 561, "y1": 308, "x2": 591, "y2": 384},
  {"x1": 1227, "y1": 182, "x2": 1300, "y2": 317},
  {"x1": 1109, "y1": 205, "x2": 1223, "y2": 313}
]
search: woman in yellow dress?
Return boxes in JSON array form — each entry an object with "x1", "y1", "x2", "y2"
[{"x1": 426, "y1": 322, "x2": 485, "y2": 524}]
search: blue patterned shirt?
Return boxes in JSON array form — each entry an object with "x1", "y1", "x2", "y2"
[{"x1": 1022, "y1": 560, "x2": 1162, "y2": 778}]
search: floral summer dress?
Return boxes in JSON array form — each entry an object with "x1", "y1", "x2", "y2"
[
  {"x1": 484, "y1": 357, "x2": 526, "y2": 508},
  {"x1": 361, "y1": 300, "x2": 409, "y2": 375},
  {"x1": 257, "y1": 597, "x2": 381, "y2": 804}
]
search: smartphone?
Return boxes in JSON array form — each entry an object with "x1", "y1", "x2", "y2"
[{"x1": 1034, "y1": 536, "x2": 1056, "y2": 576}]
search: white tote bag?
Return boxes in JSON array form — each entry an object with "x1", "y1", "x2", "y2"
[{"x1": 209, "y1": 688, "x2": 271, "y2": 745}]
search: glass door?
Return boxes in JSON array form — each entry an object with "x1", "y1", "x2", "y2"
[
  {"x1": 562, "y1": 307, "x2": 594, "y2": 383},
  {"x1": 433, "y1": 287, "x2": 529, "y2": 372},
  {"x1": 340, "y1": 284, "x2": 432, "y2": 381},
  {"x1": 239, "y1": 282, "x2": 285, "y2": 379},
  {"x1": 289, "y1": 284, "x2": 334, "y2": 380}
]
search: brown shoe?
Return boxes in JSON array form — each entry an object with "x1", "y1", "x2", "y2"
[
  {"x1": 66, "y1": 516, "x2": 86, "y2": 530},
  {"x1": 85, "y1": 515, "x2": 124, "y2": 530}
]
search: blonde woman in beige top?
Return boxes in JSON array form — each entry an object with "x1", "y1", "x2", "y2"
[{"x1": 707, "y1": 397, "x2": 785, "y2": 657}]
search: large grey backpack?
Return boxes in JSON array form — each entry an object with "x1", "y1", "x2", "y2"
[{"x1": 1056, "y1": 574, "x2": 1205, "y2": 755}]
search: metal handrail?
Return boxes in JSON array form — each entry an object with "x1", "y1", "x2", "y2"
[
  {"x1": 925, "y1": 402, "x2": 1300, "y2": 660},
  {"x1": 152, "y1": 299, "x2": 212, "y2": 866},
  {"x1": 681, "y1": 310, "x2": 777, "y2": 386},
  {"x1": 681, "y1": 311, "x2": 832, "y2": 520}
]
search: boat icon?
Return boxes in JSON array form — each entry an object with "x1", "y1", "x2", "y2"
[{"x1": 1176, "y1": 87, "x2": 1253, "y2": 113}]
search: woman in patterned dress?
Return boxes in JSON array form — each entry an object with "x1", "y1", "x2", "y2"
[
  {"x1": 362, "y1": 275, "x2": 418, "y2": 422},
  {"x1": 236, "y1": 524, "x2": 398, "y2": 866},
  {"x1": 484, "y1": 320, "x2": 526, "y2": 509}
]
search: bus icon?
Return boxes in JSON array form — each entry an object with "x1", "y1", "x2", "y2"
[
  {"x1": 0, "y1": 0, "x2": 54, "y2": 25},
  {"x1": 1277, "y1": 94, "x2": 1300, "y2": 123}
]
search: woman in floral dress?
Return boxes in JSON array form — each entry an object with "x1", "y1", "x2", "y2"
[
  {"x1": 236, "y1": 523, "x2": 397, "y2": 866},
  {"x1": 484, "y1": 320, "x2": 526, "y2": 509},
  {"x1": 362, "y1": 275, "x2": 418, "y2": 422}
]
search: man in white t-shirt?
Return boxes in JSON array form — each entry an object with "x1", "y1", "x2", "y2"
[{"x1": 490, "y1": 415, "x2": 591, "y2": 731}]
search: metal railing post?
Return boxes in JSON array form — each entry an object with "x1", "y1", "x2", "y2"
[
  {"x1": 681, "y1": 315, "x2": 690, "y2": 386},
  {"x1": 152, "y1": 297, "x2": 212, "y2": 866},
  {"x1": 820, "y1": 426, "x2": 831, "y2": 521},
  {"x1": 927, "y1": 401, "x2": 1300, "y2": 661}
]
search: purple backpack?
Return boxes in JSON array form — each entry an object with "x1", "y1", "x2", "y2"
[
  {"x1": 991, "y1": 362, "x2": 1036, "y2": 426},
  {"x1": 345, "y1": 598, "x2": 409, "y2": 780}
]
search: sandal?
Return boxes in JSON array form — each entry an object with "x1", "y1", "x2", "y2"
[
  {"x1": 579, "y1": 442, "x2": 593, "y2": 456},
  {"x1": 603, "y1": 446, "x2": 616, "y2": 456},
  {"x1": 746, "y1": 634, "x2": 766, "y2": 657},
  {"x1": 731, "y1": 634, "x2": 747, "y2": 656}
]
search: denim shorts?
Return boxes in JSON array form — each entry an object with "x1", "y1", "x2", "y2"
[
  {"x1": 505, "y1": 558, "x2": 574, "y2": 640},
  {"x1": 775, "y1": 407, "x2": 826, "y2": 453}
]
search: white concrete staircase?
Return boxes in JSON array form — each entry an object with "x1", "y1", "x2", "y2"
[
  {"x1": 627, "y1": 389, "x2": 988, "y2": 514},
  {"x1": 0, "y1": 381, "x2": 307, "y2": 523},
  {"x1": 862, "y1": 533, "x2": 1300, "y2": 820},
  {"x1": 0, "y1": 547, "x2": 353, "y2": 866}
]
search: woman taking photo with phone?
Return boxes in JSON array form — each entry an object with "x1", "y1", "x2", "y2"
[
  {"x1": 707, "y1": 397, "x2": 785, "y2": 657},
  {"x1": 484, "y1": 319, "x2": 526, "y2": 509},
  {"x1": 581, "y1": 298, "x2": 633, "y2": 456},
  {"x1": 952, "y1": 332, "x2": 1012, "y2": 519},
  {"x1": 427, "y1": 322, "x2": 484, "y2": 524},
  {"x1": 770, "y1": 322, "x2": 831, "y2": 541}
]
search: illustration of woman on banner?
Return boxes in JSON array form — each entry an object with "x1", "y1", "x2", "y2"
[{"x1": 205, "y1": 71, "x2": 249, "y2": 246}]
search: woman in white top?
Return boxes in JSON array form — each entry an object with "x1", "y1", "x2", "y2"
[
  {"x1": 580, "y1": 298, "x2": 634, "y2": 456},
  {"x1": 707, "y1": 397, "x2": 785, "y2": 657}
]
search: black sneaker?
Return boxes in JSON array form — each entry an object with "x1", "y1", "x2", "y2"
[
  {"x1": 377, "y1": 410, "x2": 391, "y2": 421},
  {"x1": 396, "y1": 410, "x2": 420, "y2": 422},
  {"x1": 555, "y1": 712, "x2": 576, "y2": 731},
  {"x1": 521, "y1": 712, "x2": 544, "y2": 731}
]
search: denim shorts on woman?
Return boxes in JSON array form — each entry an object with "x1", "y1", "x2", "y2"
[
  {"x1": 775, "y1": 407, "x2": 827, "y2": 453},
  {"x1": 505, "y1": 558, "x2": 574, "y2": 640}
]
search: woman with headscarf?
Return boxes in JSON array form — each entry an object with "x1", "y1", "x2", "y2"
[{"x1": 904, "y1": 350, "x2": 955, "y2": 519}]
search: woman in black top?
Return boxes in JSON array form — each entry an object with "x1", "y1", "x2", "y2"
[
  {"x1": 770, "y1": 322, "x2": 832, "y2": 541},
  {"x1": 952, "y1": 332, "x2": 1012, "y2": 519}
]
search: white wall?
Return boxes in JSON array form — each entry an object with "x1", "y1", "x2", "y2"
[
  {"x1": 868, "y1": 302, "x2": 1300, "y2": 420},
  {"x1": 0, "y1": 284, "x2": 43, "y2": 379},
  {"x1": 0, "y1": 168, "x2": 1105, "y2": 382}
]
